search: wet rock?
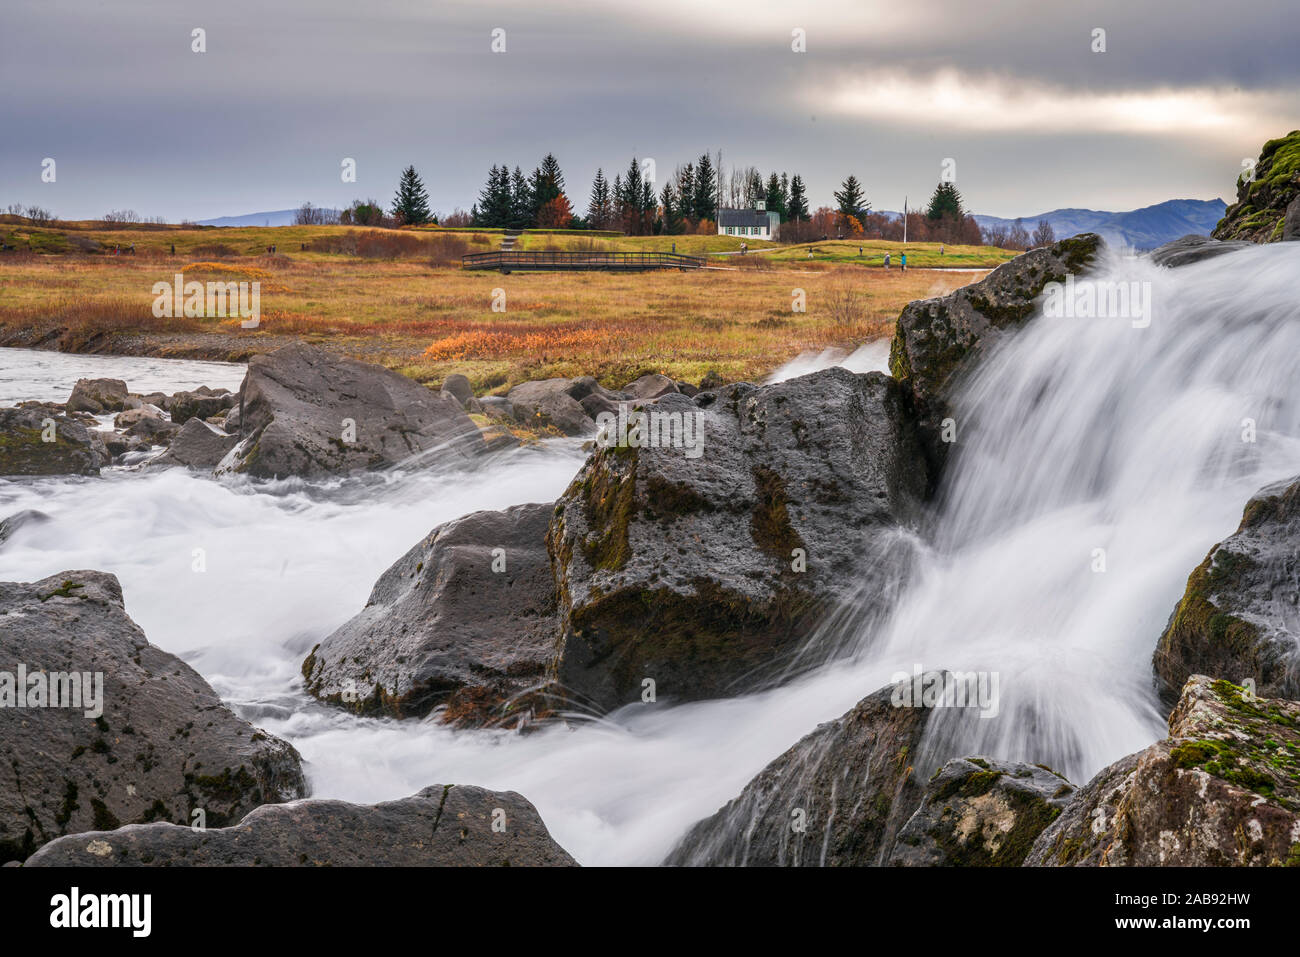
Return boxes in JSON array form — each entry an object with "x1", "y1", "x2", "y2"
[
  {"x1": 1149, "y1": 235, "x2": 1253, "y2": 268},
  {"x1": 479, "y1": 396, "x2": 513, "y2": 421},
  {"x1": 1026, "y1": 676, "x2": 1300, "y2": 866},
  {"x1": 66, "y1": 378, "x2": 128, "y2": 414},
  {"x1": 1285, "y1": 195, "x2": 1300, "y2": 242},
  {"x1": 113, "y1": 407, "x2": 163, "y2": 429},
  {"x1": 123, "y1": 415, "x2": 181, "y2": 446},
  {"x1": 1213, "y1": 130, "x2": 1300, "y2": 243},
  {"x1": 664, "y1": 677, "x2": 939, "y2": 866},
  {"x1": 24, "y1": 785, "x2": 577, "y2": 866},
  {"x1": 1153, "y1": 475, "x2": 1300, "y2": 707},
  {"x1": 888, "y1": 233, "x2": 1104, "y2": 476},
  {"x1": 885, "y1": 757, "x2": 1074, "y2": 867},
  {"x1": 303, "y1": 503, "x2": 558, "y2": 727},
  {"x1": 153, "y1": 418, "x2": 240, "y2": 469},
  {"x1": 0, "y1": 407, "x2": 107, "y2": 476},
  {"x1": 0, "y1": 570, "x2": 306, "y2": 864},
  {"x1": 549, "y1": 367, "x2": 929, "y2": 713},
  {"x1": 224, "y1": 343, "x2": 484, "y2": 479},
  {"x1": 506, "y1": 378, "x2": 594, "y2": 436}
]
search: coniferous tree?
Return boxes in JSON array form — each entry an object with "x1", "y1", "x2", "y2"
[
  {"x1": 833, "y1": 174, "x2": 870, "y2": 230},
  {"x1": 661, "y1": 182, "x2": 685, "y2": 235},
  {"x1": 509, "y1": 166, "x2": 532, "y2": 228},
  {"x1": 787, "y1": 174, "x2": 809, "y2": 221},
  {"x1": 694, "y1": 152, "x2": 718, "y2": 223},
  {"x1": 586, "y1": 168, "x2": 612, "y2": 230},
  {"x1": 390, "y1": 165, "x2": 432, "y2": 225},
  {"x1": 676, "y1": 162, "x2": 696, "y2": 222},
  {"x1": 620, "y1": 157, "x2": 645, "y2": 234},
  {"x1": 473, "y1": 165, "x2": 513, "y2": 227},
  {"x1": 925, "y1": 181, "x2": 965, "y2": 220},
  {"x1": 765, "y1": 173, "x2": 786, "y2": 217},
  {"x1": 528, "y1": 153, "x2": 565, "y2": 224}
]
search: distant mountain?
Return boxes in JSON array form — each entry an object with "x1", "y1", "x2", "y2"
[
  {"x1": 971, "y1": 199, "x2": 1226, "y2": 251},
  {"x1": 196, "y1": 208, "x2": 340, "y2": 227}
]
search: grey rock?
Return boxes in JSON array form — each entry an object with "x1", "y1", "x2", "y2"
[
  {"x1": 664, "y1": 678, "x2": 940, "y2": 866},
  {"x1": 440, "y1": 373, "x2": 474, "y2": 407},
  {"x1": 1149, "y1": 234, "x2": 1253, "y2": 268},
  {"x1": 24, "y1": 785, "x2": 577, "y2": 866},
  {"x1": 0, "y1": 570, "x2": 306, "y2": 863},
  {"x1": 1027, "y1": 675, "x2": 1300, "y2": 866},
  {"x1": 0, "y1": 407, "x2": 107, "y2": 476},
  {"x1": 889, "y1": 233, "x2": 1104, "y2": 475},
  {"x1": 479, "y1": 396, "x2": 513, "y2": 421},
  {"x1": 169, "y1": 390, "x2": 230, "y2": 425},
  {"x1": 304, "y1": 503, "x2": 559, "y2": 727},
  {"x1": 66, "y1": 378, "x2": 128, "y2": 414},
  {"x1": 224, "y1": 343, "x2": 484, "y2": 479},
  {"x1": 579, "y1": 392, "x2": 624, "y2": 420},
  {"x1": 113, "y1": 407, "x2": 163, "y2": 429},
  {"x1": 123, "y1": 415, "x2": 181, "y2": 446},
  {"x1": 153, "y1": 418, "x2": 239, "y2": 469},
  {"x1": 549, "y1": 367, "x2": 929, "y2": 713},
  {"x1": 1285, "y1": 195, "x2": 1300, "y2": 242},
  {"x1": 698, "y1": 370, "x2": 725, "y2": 392},
  {"x1": 1153, "y1": 475, "x2": 1300, "y2": 707},
  {"x1": 622, "y1": 373, "x2": 678, "y2": 400},
  {"x1": 222, "y1": 403, "x2": 241, "y2": 434},
  {"x1": 885, "y1": 757, "x2": 1074, "y2": 866},
  {"x1": 506, "y1": 378, "x2": 594, "y2": 436}
]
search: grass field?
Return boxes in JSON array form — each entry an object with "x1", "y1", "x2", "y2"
[{"x1": 0, "y1": 220, "x2": 1006, "y2": 393}]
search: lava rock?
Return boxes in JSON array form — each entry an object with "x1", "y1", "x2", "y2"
[
  {"x1": 169, "y1": 390, "x2": 231, "y2": 425},
  {"x1": 1153, "y1": 475, "x2": 1300, "y2": 707},
  {"x1": 1213, "y1": 130, "x2": 1300, "y2": 243},
  {"x1": 0, "y1": 570, "x2": 306, "y2": 864},
  {"x1": 0, "y1": 407, "x2": 107, "y2": 476},
  {"x1": 153, "y1": 418, "x2": 239, "y2": 469},
  {"x1": 1026, "y1": 675, "x2": 1300, "y2": 866},
  {"x1": 1149, "y1": 235, "x2": 1254, "y2": 268},
  {"x1": 303, "y1": 503, "x2": 559, "y2": 727},
  {"x1": 506, "y1": 378, "x2": 594, "y2": 436},
  {"x1": 664, "y1": 677, "x2": 941, "y2": 866},
  {"x1": 23, "y1": 785, "x2": 577, "y2": 866},
  {"x1": 888, "y1": 233, "x2": 1104, "y2": 476},
  {"x1": 440, "y1": 373, "x2": 475, "y2": 407},
  {"x1": 548, "y1": 368, "x2": 929, "y2": 713},
  {"x1": 223, "y1": 343, "x2": 484, "y2": 479},
  {"x1": 623, "y1": 373, "x2": 678, "y2": 400},
  {"x1": 65, "y1": 378, "x2": 128, "y2": 414},
  {"x1": 885, "y1": 757, "x2": 1074, "y2": 866}
]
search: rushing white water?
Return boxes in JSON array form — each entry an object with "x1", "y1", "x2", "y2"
[
  {"x1": 2, "y1": 242, "x2": 1297, "y2": 865},
  {"x1": 0, "y1": 346, "x2": 245, "y2": 406}
]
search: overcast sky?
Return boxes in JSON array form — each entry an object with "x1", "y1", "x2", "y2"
[{"x1": 2, "y1": 0, "x2": 1297, "y2": 221}]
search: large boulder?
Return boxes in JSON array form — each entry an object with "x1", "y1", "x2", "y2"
[
  {"x1": 1148, "y1": 234, "x2": 1253, "y2": 268},
  {"x1": 664, "y1": 677, "x2": 940, "y2": 866},
  {"x1": 1153, "y1": 475, "x2": 1300, "y2": 708},
  {"x1": 1027, "y1": 676, "x2": 1300, "y2": 866},
  {"x1": 23, "y1": 785, "x2": 577, "y2": 867},
  {"x1": 223, "y1": 343, "x2": 484, "y2": 479},
  {"x1": 440, "y1": 373, "x2": 474, "y2": 407},
  {"x1": 1213, "y1": 130, "x2": 1300, "y2": 243},
  {"x1": 0, "y1": 570, "x2": 307, "y2": 863},
  {"x1": 622, "y1": 373, "x2": 678, "y2": 400},
  {"x1": 885, "y1": 757, "x2": 1074, "y2": 867},
  {"x1": 169, "y1": 390, "x2": 232, "y2": 425},
  {"x1": 65, "y1": 378, "x2": 128, "y2": 414},
  {"x1": 153, "y1": 418, "x2": 239, "y2": 469},
  {"x1": 888, "y1": 233, "x2": 1104, "y2": 474},
  {"x1": 548, "y1": 368, "x2": 929, "y2": 713},
  {"x1": 506, "y1": 378, "x2": 594, "y2": 436},
  {"x1": 303, "y1": 503, "x2": 558, "y2": 727},
  {"x1": 0, "y1": 407, "x2": 107, "y2": 476}
]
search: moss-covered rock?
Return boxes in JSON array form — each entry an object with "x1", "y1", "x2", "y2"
[
  {"x1": 1026, "y1": 676, "x2": 1300, "y2": 866},
  {"x1": 888, "y1": 233, "x2": 1104, "y2": 477},
  {"x1": 1153, "y1": 475, "x2": 1300, "y2": 708},
  {"x1": 0, "y1": 406, "x2": 107, "y2": 476},
  {"x1": 1213, "y1": 130, "x2": 1300, "y2": 243},
  {"x1": 886, "y1": 757, "x2": 1074, "y2": 866},
  {"x1": 547, "y1": 369, "x2": 930, "y2": 713}
]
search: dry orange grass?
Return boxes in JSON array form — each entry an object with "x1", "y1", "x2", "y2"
[{"x1": 0, "y1": 252, "x2": 984, "y2": 391}]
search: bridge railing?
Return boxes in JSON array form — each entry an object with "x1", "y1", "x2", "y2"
[{"x1": 462, "y1": 250, "x2": 707, "y2": 270}]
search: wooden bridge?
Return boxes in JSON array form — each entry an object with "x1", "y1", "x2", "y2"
[{"x1": 462, "y1": 250, "x2": 708, "y2": 273}]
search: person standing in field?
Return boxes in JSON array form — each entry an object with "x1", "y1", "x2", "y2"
[
  {"x1": 901, "y1": 252, "x2": 907, "y2": 271},
  {"x1": 883, "y1": 252, "x2": 890, "y2": 269}
]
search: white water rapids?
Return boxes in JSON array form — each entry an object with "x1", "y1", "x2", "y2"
[{"x1": 1, "y1": 242, "x2": 1297, "y2": 864}]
